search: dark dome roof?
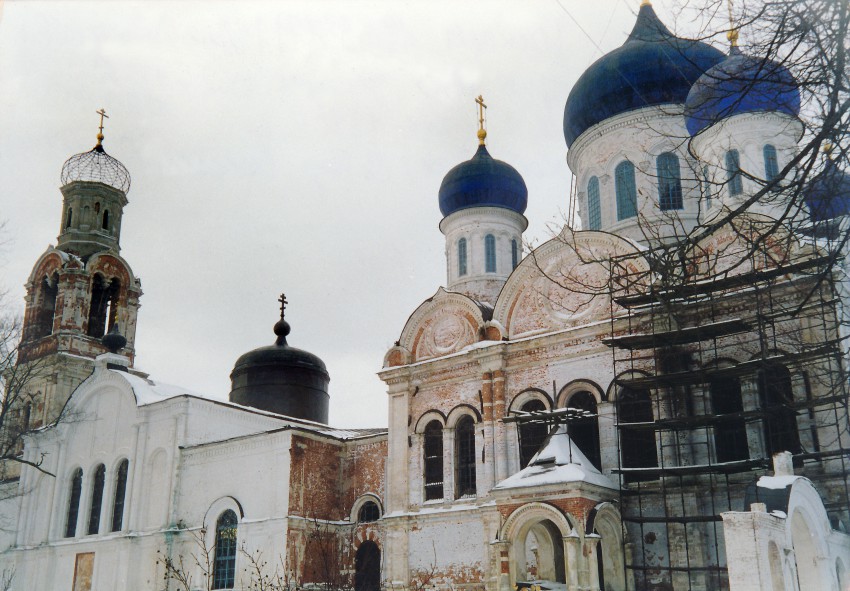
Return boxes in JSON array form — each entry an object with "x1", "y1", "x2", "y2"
[
  {"x1": 563, "y1": 4, "x2": 725, "y2": 147},
  {"x1": 61, "y1": 144, "x2": 131, "y2": 193},
  {"x1": 685, "y1": 47, "x2": 800, "y2": 136},
  {"x1": 438, "y1": 144, "x2": 528, "y2": 217},
  {"x1": 229, "y1": 306, "x2": 330, "y2": 423},
  {"x1": 805, "y1": 158, "x2": 850, "y2": 221}
]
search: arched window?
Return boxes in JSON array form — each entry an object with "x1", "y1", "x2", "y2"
[
  {"x1": 212, "y1": 510, "x2": 238, "y2": 590},
  {"x1": 709, "y1": 377, "x2": 748, "y2": 462},
  {"x1": 618, "y1": 388, "x2": 657, "y2": 482},
  {"x1": 758, "y1": 364, "x2": 801, "y2": 456},
  {"x1": 656, "y1": 152, "x2": 683, "y2": 210},
  {"x1": 33, "y1": 273, "x2": 59, "y2": 339},
  {"x1": 111, "y1": 459, "x2": 129, "y2": 532},
  {"x1": 726, "y1": 149, "x2": 743, "y2": 195},
  {"x1": 21, "y1": 403, "x2": 31, "y2": 432},
  {"x1": 455, "y1": 415, "x2": 476, "y2": 497},
  {"x1": 511, "y1": 239, "x2": 519, "y2": 269},
  {"x1": 484, "y1": 234, "x2": 496, "y2": 273},
  {"x1": 615, "y1": 160, "x2": 637, "y2": 220},
  {"x1": 518, "y1": 399, "x2": 548, "y2": 468},
  {"x1": 457, "y1": 238, "x2": 467, "y2": 277},
  {"x1": 65, "y1": 208, "x2": 73, "y2": 229},
  {"x1": 567, "y1": 391, "x2": 601, "y2": 470},
  {"x1": 357, "y1": 501, "x2": 380, "y2": 523},
  {"x1": 423, "y1": 421, "x2": 444, "y2": 501},
  {"x1": 354, "y1": 540, "x2": 381, "y2": 591},
  {"x1": 587, "y1": 176, "x2": 602, "y2": 230},
  {"x1": 65, "y1": 468, "x2": 83, "y2": 538},
  {"x1": 87, "y1": 275, "x2": 120, "y2": 338},
  {"x1": 102, "y1": 210, "x2": 110, "y2": 230},
  {"x1": 87, "y1": 464, "x2": 106, "y2": 535},
  {"x1": 763, "y1": 144, "x2": 779, "y2": 182}
]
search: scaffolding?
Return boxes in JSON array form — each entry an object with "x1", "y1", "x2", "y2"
[{"x1": 605, "y1": 228, "x2": 850, "y2": 590}]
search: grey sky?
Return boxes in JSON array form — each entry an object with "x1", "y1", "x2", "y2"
[{"x1": 0, "y1": 0, "x2": 717, "y2": 427}]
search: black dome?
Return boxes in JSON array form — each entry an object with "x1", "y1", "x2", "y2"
[{"x1": 229, "y1": 303, "x2": 329, "y2": 423}]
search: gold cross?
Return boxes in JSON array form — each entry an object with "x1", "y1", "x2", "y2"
[
  {"x1": 278, "y1": 293, "x2": 288, "y2": 317},
  {"x1": 95, "y1": 108, "x2": 109, "y2": 146},
  {"x1": 475, "y1": 95, "x2": 487, "y2": 145}
]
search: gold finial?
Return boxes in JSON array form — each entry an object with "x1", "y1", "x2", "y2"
[
  {"x1": 95, "y1": 108, "x2": 109, "y2": 147},
  {"x1": 726, "y1": 0, "x2": 739, "y2": 47},
  {"x1": 475, "y1": 95, "x2": 487, "y2": 146},
  {"x1": 640, "y1": 0, "x2": 651, "y2": 7},
  {"x1": 823, "y1": 142, "x2": 835, "y2": 160}
]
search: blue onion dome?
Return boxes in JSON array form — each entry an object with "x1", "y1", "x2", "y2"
[
  {"x1": 804, "y1": 158, "x2": 850, "y2": 221},
  {"x1": 438, "y1": 144, "x2": 528, "y2": 217},
  {"x1": 563, "y1": 3, "x2": 725, "y2": 147},
  {"x1": 61, "y1": 142, "x2": 131, "y2": 194},
  {"x1": 684, "y1": 47, "x2": 801, "y2": 136}
]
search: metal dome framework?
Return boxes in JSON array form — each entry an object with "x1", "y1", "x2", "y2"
[{"x1": 60, "y1": 146, "x2": 131, "y2": 194}]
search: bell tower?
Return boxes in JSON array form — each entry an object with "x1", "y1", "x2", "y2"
[{"x1": 17, "y1": 112, "x2": 142, "y2": 431}]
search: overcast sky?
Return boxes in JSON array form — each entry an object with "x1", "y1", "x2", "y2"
[{"x1": 0, "y1": 0, "x2": 721, "y2": 427}]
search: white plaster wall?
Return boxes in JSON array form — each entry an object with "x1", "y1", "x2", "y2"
[{"x1": 440, "y1": 207, "x2": 527, "y2": 303}]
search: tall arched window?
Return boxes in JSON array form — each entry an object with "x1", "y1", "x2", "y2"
[
  {"x1": 455, "y1": 415, "x2": 476, "y2": 497},
  {"x1": 763, "y1": 144, "x2": 779, "y2": 182},
  {"x1": 518, "y1": 399, "x2": 548, "y2": 468},
  {"x1": 656, "y1": 152, "x2": 683, "y2": 210},
  {"x1": 111, "y1": 459, "x2": 129, "y2": 532},
  {"x1": 102, "y1": 209, "x2": 110, "y2": 230},
  {"x1": 710, "y1": 377, "x2": 748, "y2": 462},
  {"x1": 615, "y1": 160, "x2": 637, "y2": 220},
  {"x1": 567, "y1": 391, "x2": 601, "y2": 469},
  {"x1": 484, "y1": 234, "x2": 496, "y2": 273},
  {"x1": 423, "y1": 421, "x2": 444, "y2": 501},
  {"x1": 212, "y1": 510, "x2": 238, "y2": 590},
  {"x1": 65, "y1": 468, "x2": 83, "y2": 538},
  {"x1": 87, "y1": 464, "x2": 106, "y2": 535},
  {"x1": 618, "y1": 388, "x2": 657, "y2": 482},
  {"x1": 726, "y1": 149, "x2": 743, "y2": 195},
  {"x1": 511, "y1": 239, "x2": 519, "y2": 269},
  {"x1": 587, "y1": 176, "x2": 602, "y2": 230},
  {"x1": 758, "y1": 364, "x2": 801, "y2": 456},
  {"x1": 65, "y1": 208, "x2": 73, "y2": 229},
  {"x1": 33, "y1": 273, "x2": 59, "y2": 339},
  {"x1": 457, "y1": 238, "x2": 468, "y2": 277},
  {"x1": 87, "y1": 275, "x2": 120, "y2": 338}
]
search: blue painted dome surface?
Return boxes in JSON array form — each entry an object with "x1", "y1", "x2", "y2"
[
  {"x1": 805, "y1": 159, "x2": 850, "y2": 221},
  {"x1": 439, "y1": 144, "x2": 528, "y2": 217},
  {"x1": 563, "y1": 4, "x2": 725, "y2": 147},
  {"x1": 684, "y1": 48, "x2": 800, "y2": 136}
]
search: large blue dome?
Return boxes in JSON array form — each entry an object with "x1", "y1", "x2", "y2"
[
  {"x1": 805, "y1": 158, "x2": 850, "y2": 222},
  {"x1": 438, "y1": 144, "x2": 528, "y2": 217},
  {"x1": 684, "y1": 48, "x2": 800, "y2": 136},
  {"x1": 563, "y1": 4, "x2": 725, "y2": 147}
]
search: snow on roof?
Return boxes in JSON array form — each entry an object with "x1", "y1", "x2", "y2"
[
  {"x1": 494, "y1": 425, "x2": 617, "y2": 491},
  {"x1": 757, "y1": 474, "x2": 801, "y2": 490},
  {"x1": 117, "y1": 371, "x2": 203, "y2": 405}
]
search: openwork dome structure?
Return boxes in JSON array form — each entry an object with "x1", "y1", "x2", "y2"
[{"x1": 60, "y1": 144, "x2": 131, "y2": 194}]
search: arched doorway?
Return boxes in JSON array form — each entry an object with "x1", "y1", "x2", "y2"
[
  {"x1": 791, "y1": 510, "x2": 827, "y2": 591},
  {"x1": 516, "y1": 519, "x2": 565, "y2": 584},
  {"x1": 355, "y1": 541, "x2": 381, "y2": 591}
]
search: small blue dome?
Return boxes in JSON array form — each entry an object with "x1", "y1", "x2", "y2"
[
  {"x1": 564, "y1": 4, "x2": 725, "y2": 147},
  {"x1": 684, "y1": 48, "x2": 800, "y2": 136},
  {"x1": 805, "y1": 159, "x2": 850, "y2": 221},
  {"x1": 438, "y1": 145, "x2": 528, "y2": 217}
]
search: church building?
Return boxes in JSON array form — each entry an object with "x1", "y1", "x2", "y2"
[{"x1": 1, "y1": 3, "x2": 849, "y2": 591}]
